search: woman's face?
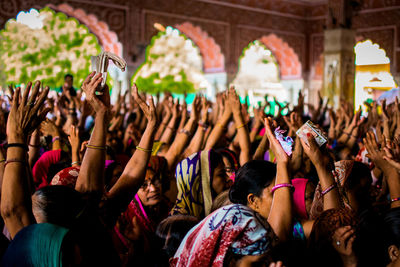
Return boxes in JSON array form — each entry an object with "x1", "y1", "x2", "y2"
[
  {"x1": 137, "y1": 169, "x2": 162, "y2": 207},
  {"x1": 249, "y1": 182, "x2": 275, "y2": 220},
  {"x1": 222, "y1": 156, "x2": 235, "y2": 179},
  {"x1": 212, "y1": 162, "x2": 232, "y2": 195}
]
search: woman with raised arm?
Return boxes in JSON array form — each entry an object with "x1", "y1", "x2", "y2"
[
  {"x1": 163, "y1": 96, "x2": 201, "y2": 171},
  {"x1": 0, "y1": 82, "x2": 84, "y2": 266},
  {"x1": 172, "y1": 116, "x2": 293, "y2": 266}
]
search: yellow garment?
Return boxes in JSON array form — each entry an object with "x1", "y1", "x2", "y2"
[{"x1": 170, "y1": 150, "x2": 212, "y2": 219}]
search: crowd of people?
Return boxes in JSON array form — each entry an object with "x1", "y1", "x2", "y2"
[{"x1": 0, "y1": 70, "x2": 399, "y2": 267}]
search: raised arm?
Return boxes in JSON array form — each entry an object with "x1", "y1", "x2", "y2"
[
  {"x1": 228, "y1": 87, "x2": 251, "y2": 165},
  {"x1": 205, "y1": 92, "x2": 232, "y2": 149},
  {"x1": 75, "y1": 72, "x2": 109, "y2": 193},
  {"x1": 183, "y1": 96, "x2": 209, "y2": 157},
  {"x1": 264, "y1": 117, "x2": 292, "y2": 241},
  {"x1": 365, "y1": 132, "x2": 400, "y2": 209},
  {"x1": 160, "y1": 98, "x2": 179, "y2": 144},
  {"x1": 107, "y1": 84, "x2": 157, "y2": 203},
  {"x1": 164, "y1": 96, "x2": 200, "y2": 170},
  {"x1": 1, "y1": 81, "x2": 49, "y2": 238},
  {"x1": 300, "y1": 135, "x2": 341, "y2": 211}
]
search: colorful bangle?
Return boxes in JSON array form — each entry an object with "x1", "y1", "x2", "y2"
[
  {"x1": 391, "y1": 197, "x2": 400, "y2": 203},
  {"x1": 166, "y1": 126, "x2": 176, "y2": 132},
  {"x1": 52, "y1": 136, "x2": 60, "y2": 143},
  {"x1": 179, "y1": 129, "x2": 191, "y2": 136},
  {"x1": 5, "y1": 143, "x2": 28, "y2": 151},
  {"x1": 198, "y1": 121, "x2": 208, "y2": 129},
  {"x1": 321, "y1": 183, "x2": 336, "y2": 196},
  {"x1": 4, "y1": 159, "x2": 26, "y2": 168},
  {"x1": 136, "y1": 146, "x2": 153, "y2": 153},
  {"x1": 236, "y1": 123, "x2": 247, "y2": 130},
  {"x1": 71, "y1": 161, "x2": 81, "y2": 166},
  {"x1": 271, "y1": 183, "x2": 294, "y2": 194},
  {"x1": 86, "y1": 144, "x2": 106, "y2": 150},
  {"x1": 216, "y1": 122, "x2": 226, "y2": 130}
]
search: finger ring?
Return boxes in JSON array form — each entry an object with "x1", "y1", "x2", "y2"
[{"x1": 336, "y1": 241, "x2": 341, "y2": 246}]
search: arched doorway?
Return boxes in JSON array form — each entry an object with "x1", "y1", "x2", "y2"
[
  {"x1": 232, "y1": 40, "x2": 283, "y2": 109},
  {"x1": 354, "y1": 40, "x2": 396, "y2": 109},
  {"x1": 132, "y1": 25, "x2": 211, "y2": 102}
]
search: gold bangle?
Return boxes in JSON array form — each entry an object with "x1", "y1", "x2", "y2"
[
  {"x1": 216, "y1": 122, "x2": 226, "y2": 130},
  {"x1": 86, "y1": 144, "x2": 107, "y2": 150},
  {"x1": 136, "y1": 146, "x2": 153, "y2": 153},
  {"x1": 236, "y1": 123, "x2": 247, "y2": 130}
]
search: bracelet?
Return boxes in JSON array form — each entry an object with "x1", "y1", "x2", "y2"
[
  {"x1": 391, "y1": 197, "x2": 400, "y2": 203},
  {"x1": 0, "y1": 159, "x2": 5, "y2": 164},
  {"x1": 198, "y1": 121, "x2": 209, "y2": 129},
  {"x1": 166, "y1": 126, "x2": 176, "y2": 132},
  {"x1": 5, "y1": 143, "x2": 28, "y2": 151},
  {"x1": 52, "y1": 136, "x2": 60, "y2": 143},
  {"x1": 86, "y1": 144, "x2": 107, "y2": 150},
  {"x1": 179, "y1": 129, "x2": 191, "y2": 136},
  {"x1": 271, "y1": 183, "x2": 294, "y2": 194},
  {"x1": 321, "y1": 183, "x2": 336, "y2": 196},
  {"x1": 216, "y1": 122, "x2": 226, "y2": 130},
  {"x1": 29, "y1": 143, "x2": 41, "y2": 148},
  {"x1": 136, "y1": 146, "x2": 153, "y2": 153},
  {"x1": 71, "y1": 161, "x2": 81, "y2": 166},
  {"x1": 4, "y1": 159, "x2": 26, "y2": 168},
  {"x1": 236, "y1": 123, "x2": 247, "y2": 130}
]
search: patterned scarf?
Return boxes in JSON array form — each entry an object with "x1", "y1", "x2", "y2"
[
  {"x1": 170, "y1": 150, "x2": 213, "y2": 219},
  {"x1": 309, "y1": 160, "x2": 354, "y2": 219},
  {"x1": 171, "y1": 204, "x2": 276, "y2": 267}
]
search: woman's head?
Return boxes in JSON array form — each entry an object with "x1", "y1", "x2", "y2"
[
  {"x1": 156, "y1": 215, "x2": 199, "y2": 259},
  {"x1": 137, "y1": 156, "x2": 169, "y2": 207},
  {"x1": 1, "y1": 223, "x2": 78, "y2": 266},
  {"x1": 384, "y1": 208, "x2": 400, "y2": 266},
  {"x1": 32, "y1": 185, "x2": 85, "y2": 229},
  {"x1": 210, "y1": 150, "x2": 232, "y2": 195},
  {"x1": 215, "y1": 148, "x2": 239, "y2": 179},
  {"x1": 229, "y1": 160, "x2": 276, "y2": 219},
  {"x1": 292, "y1": 178, "x2": 315, "y2": 220},
  {"x1": 342, "y1": 161, "x2": 372, "y2": 213}
]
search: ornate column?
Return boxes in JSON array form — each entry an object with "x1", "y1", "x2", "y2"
[
  {"x1": 323, "y1": 29, "x2": 355, "y2": 108},
  {"x1": 323, "y1": 0, "x2": 357, "y2": 108}
]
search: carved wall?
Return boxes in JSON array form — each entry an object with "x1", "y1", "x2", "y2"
[{"x1": 2, "y1": 0, "x2": 400, "y2": 80}]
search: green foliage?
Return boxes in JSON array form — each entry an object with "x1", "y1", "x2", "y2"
[
  {"x1": 132, "y1": 27, "x2": 203, "y2": 94},
  {"x1": 0, "y1": 7, "x2": 101, "y2": 89}
]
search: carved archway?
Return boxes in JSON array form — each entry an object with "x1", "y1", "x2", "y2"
[
  {"x1": 259, "y1": 34, "x2": 302, "y2": 79},
  {"x1": 47, "y1": 3, "x2": 122, "y2": 57},
  {"x1": 175, "y1": 22, "x2": 225, "y2": 73}
]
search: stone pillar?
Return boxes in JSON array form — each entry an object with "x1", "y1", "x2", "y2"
[{"x1": 323, "y1": 28, "x2": 355, "y2": 108}]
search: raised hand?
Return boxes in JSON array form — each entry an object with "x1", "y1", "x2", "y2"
[
  {"x1": 68, "y1": 125, "x2": 80, "y2": 153},
  {"x1": 383, "y1": 138, "x2": 400, "y2": 170},
  {"x1": 81, "y1": 72, "x2": 110, "y2": 114},
  {"x1": 7, "y1": 81, "x2": 50, "y2": 143},
  {"x1": 264, "y1": 117, "x2": 289, "y2": 164},
  {"x1": 363, "y1": 131, "x2": 388, "y2": 171},
  {"x1": 299, "y1": 131, "x2": 330, "y2": 168},
  {"x1": 190, "y1": 95, "x2": 201, "y2": 122},
  {"x1": 131, "y1": 84, "x2": 157, "y2": 128},
  {"x1": 40, "y1": 119, "x2": 60, "y2": 137},
  {"x1": 332, "y1": 226, "x2": 357, "y2": 265}
]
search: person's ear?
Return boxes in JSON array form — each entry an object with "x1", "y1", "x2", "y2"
[
  {"x1": 388, "y1": 245, "x2": 400, "y2": 262},
  {"x1": 247, "y1": 193, "x2": 260, "y2": 212}
]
